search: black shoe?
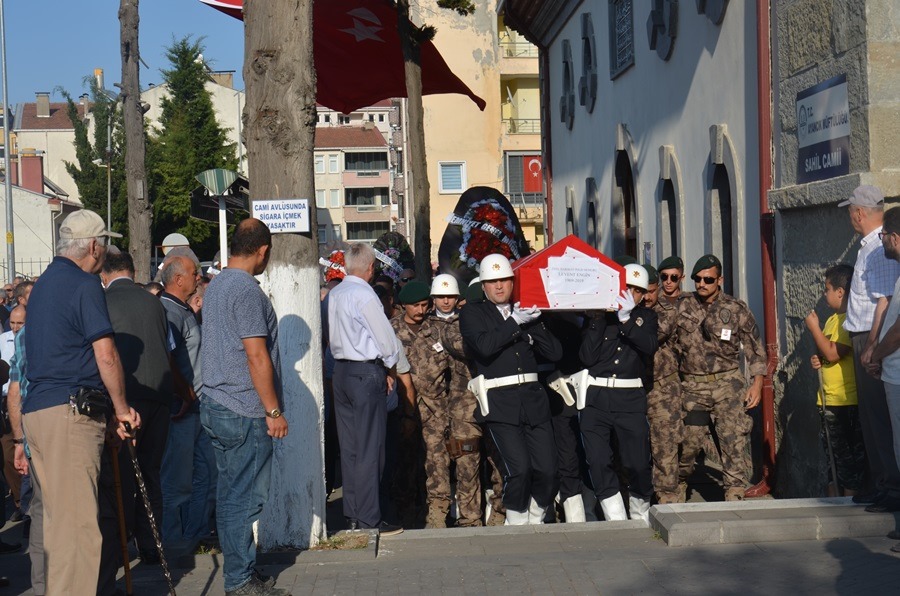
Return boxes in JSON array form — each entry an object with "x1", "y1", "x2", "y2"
[
  {"x1": 866, "y1": 496, "x2": 900, "y2": 513},
  {"x1": 225, "y1": 576, "x2": 290, "y2": 595},
  {"x1": 853, "y1": 491, "x2": 884, "y2": 504},
  {"x1": 253, "y1": 569, "x2": 276, "y2": 588},
  {"x1": 887, "y1": 530, "x2": 900, "y2": 540},
  {"x1": 345, "y1": 518, "x2": 359, "y2": 531},
  {"x1": 0, "y1": 540, "x2": 21, "y2": 555},
  {"x1": 7, "y1": 509, "x2": 23, "y2": 523},
  {"x1": 377, "y1": 521, "x2": 403, "y2": 537}
]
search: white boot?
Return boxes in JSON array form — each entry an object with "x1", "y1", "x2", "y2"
[
  {"x1": 562, "y1": 495, "x2": 586, "y2": 523},
  {"x1": 599, "y1": 493, "x2": 628, "y2": 521},
  {"x1": 583, "y1": 487, "x2": 599, "y2": 521},
  {"x1": 504, "y1": 508, "x2": 529, "y2": 526},
  {"x1": 527, "y1": 497, "x2": 547, "y2": 524},
  {"x1": 629, "y1": 495, "x2": 651, "y2": 525}
]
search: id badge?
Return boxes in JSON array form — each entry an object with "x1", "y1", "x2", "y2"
[
  {"x1": 720, "y1": 328, "x2": 732, "y2": 341},
  {"x1": 432, "y1": 342, "x2": 444, "y2": 353}
]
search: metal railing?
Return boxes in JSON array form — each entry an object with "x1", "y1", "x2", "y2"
[
  {"x1": 500, "y1": 41, "x2": 539, "y2": 58},
  {"x1": 0, "y1": 258, "x2": 52, "y2": 279},
  {"x1": 503, "y1": 118, "x2": 541, "y2": 134}
]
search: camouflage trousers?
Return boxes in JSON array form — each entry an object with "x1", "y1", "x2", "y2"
[
  {"x1": 647, "y1": 374, "x2": 683, "y2": 503},
  {"x1": 679, "y1": 370, "x2": 753, "y2": 497},
  {"x1": 419, "y1": 395, "x2": 483, "y2": 528}
]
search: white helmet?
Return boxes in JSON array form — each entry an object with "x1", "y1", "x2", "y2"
[
  {"x1": 624, "y1": 263, "x2": 649, "y2": 291},
  {"x1": 431, "y1": 274, "x2": 460, "y2": 296},
  {"x1": 161, "y1": 232, "x2": 190, "y2": 255},
  {"x1": 479, "y1": 254, "x2": 515, "y2": 281}
]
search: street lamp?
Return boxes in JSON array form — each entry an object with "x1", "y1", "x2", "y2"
[{"x1": 91, "y1": 116, "x2": 113, "y2": 231}]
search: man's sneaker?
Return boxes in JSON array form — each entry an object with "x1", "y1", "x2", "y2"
[
  {"x1": 225, "y1": 576, "x2": 290, "y2": 596},
  {"x1": 377, "y1": 521, "x2": 403, "y2": 537},
  {"x1": 253, "y1": 569, "x2": 276, "y2": 588}
]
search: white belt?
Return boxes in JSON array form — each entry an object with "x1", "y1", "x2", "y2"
[
  {"x1": 587, "y1": 376, "x2": 643, "y2": 389},
  {"x1": 484, "y1": 373, "x2": 539, "y2": 389}
]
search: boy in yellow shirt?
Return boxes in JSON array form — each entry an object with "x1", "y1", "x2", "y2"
[{"x1": 805, "y1": 264, "x2": 867, "y2": 496}]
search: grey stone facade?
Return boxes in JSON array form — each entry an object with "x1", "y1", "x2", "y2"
[{"x1": 770, "y1": 0, "x2": 900, "y2": 497}]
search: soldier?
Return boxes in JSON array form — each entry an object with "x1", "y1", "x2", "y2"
[
  {"x1": 675, "y1": 254, "x2": 767, "y2": 501},
  {"x1": 646, "y1": 258, "x2": 685, "y2": 503},
  {"x1": 572, "y1": 264, "x2": 658, "y2": 523},
  {"x1": 429, "y1": 274, "x2": 483, "y2": 527},
  {"x1": 460, "y1": 254, "x2": 562, "y2": 525}
]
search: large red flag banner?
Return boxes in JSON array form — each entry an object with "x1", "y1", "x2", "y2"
[
  {"x1": 199, "y1": 0, "x2": 486, "y2": 113},
  {"x1": 522, "y1": 155, "x2": 543, "y2": 194}
]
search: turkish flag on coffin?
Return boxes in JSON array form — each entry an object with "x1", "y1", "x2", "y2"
[{"x1": 198, "y1": 0, "x2": 486, "y2": 113}]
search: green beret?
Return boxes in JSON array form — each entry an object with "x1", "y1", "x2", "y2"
[
  {"x1": 464, "y1": 282, "x2": 485, "y2": 303},
  {"x1": 657, "y1": 255, "x2": 684, "y2": 272},
  {"x1": 398, "y1": 281, "x2": 430, "y2": 304},
  {"x1": 644, "y1": 263, "x2": 659, "y2": 284},
  {"x1": 692, "y1": 254, "x2": 722, "y2": 277},
  {"x1": 613, "y1": 255, "x2": 638, "y2": 267}
]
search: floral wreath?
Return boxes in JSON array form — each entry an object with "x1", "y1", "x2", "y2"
[
  {"x1": 451, "y1": 198, "x2": 521, "y2": 271},
  {"x1": 319, "y1": 250, "x2": 346, "y2": 282}
]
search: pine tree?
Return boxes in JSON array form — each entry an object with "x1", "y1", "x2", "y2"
[{"x1": 150, "y1": 36, "x2": 237, "y2": 258}]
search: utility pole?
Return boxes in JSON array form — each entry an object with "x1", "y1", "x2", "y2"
[
  {"x1": 119, "y1": 0, "x2": 152, "y2": 281},
  {"x1": 244, "y1": 0, "x2": 326, "y2": 548},
  {"x1": 0, "y1": 0, "x2": 15, "y2": 282}
]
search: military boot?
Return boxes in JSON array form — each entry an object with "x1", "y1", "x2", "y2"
[{"x1": 424, "y1": 507, "x2": 448, "y2": 529}]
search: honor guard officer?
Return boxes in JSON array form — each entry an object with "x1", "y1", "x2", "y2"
[
  {"x1": 647, "y1": 257, "x2": 686, "y2": 503},
  {"x1": 460, "y1": 253, "x2": 562, "y2": 525},
  {"x1": 571, "y1": 264, "x2": 658, "y2": 523},
  {"x1": 675, "y1": 254, "x2": 767, "y2": 501}
]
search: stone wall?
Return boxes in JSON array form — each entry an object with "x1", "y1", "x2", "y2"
[{"x1": 770, "y1": 0, "x2": 900, "y2": 497}]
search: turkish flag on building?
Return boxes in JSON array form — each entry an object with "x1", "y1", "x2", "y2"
[
  {"x1": 199, "y1": 0, "x2": 486, "y2": 113},
  {"x1": 522, "y1": 155, "x2": 543, "y2": 194}
]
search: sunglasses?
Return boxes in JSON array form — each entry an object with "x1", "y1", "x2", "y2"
[
  {"x1": 400, "y1": 277, "x2": 414, "y2": 283},
  {"x1": 692, "y1": 275, "x2": 718, "y2": 285},
  {"x1": 659, "y1": 273, "x2": 681, "y2": 282}
]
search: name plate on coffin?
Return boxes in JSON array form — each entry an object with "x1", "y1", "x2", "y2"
[{"x1": 515, "y1": 246, "x2": 620, "y2": 310}]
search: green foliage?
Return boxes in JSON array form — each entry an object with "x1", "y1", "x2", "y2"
[
  {"x1": 61, "y1": 83, "x2": 130, "y2": 248},
  {"x1": 436, "y1": 0, "x2": 476, "y2": 16},
  {"x1": 149, "y1": 36, "x2": 237, "y2": 259}
]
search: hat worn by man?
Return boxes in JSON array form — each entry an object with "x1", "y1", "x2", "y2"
[
  {"x1": 398, "y1": 281, "x2": 431, "y2": 304},
  {"x1": 838, "y1": 185, "x2": 884, "y2": 208},
  {"x1": 624, "y1": 264, "x2": 649, "y2": 291},
  {"x1": 59, "y1": 209, "x2": 123, "y2": 240},
  {"x1": 692, "y1": 254, "x2": 722, "y2": 278},
  {"x1": 644, "y1": 263, "x2": 659, "y2": 285},
  {"x1": 657, "y1": 255, "x2": 684, "y2": 272}
]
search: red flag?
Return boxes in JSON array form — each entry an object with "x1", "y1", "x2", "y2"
[
  {"x1": 198, "y1": 0, "x2": 486, "y2": 113},
  {"x1": 522, "y1": 155, "x2": 543, "y2": 194}
]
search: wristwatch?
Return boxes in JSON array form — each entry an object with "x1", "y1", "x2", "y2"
[{"x1": 266, "y1": 408, "x2": 282, "y2": 419}]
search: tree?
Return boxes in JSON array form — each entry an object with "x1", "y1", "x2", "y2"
[
  {"x1": 149, "y1": 36, "x2": 238, "y2": 259},
  {"x1": 119, "y1": 0, "x2": 153, "y2": 281},
  {"x1": 396, "y1": 0, "x2": 475, "y2": 280},
  {"x1": 61, "y1": 84, "x2": 130, "y2": 246},
  {"x1": 244, "y1": 0, "x2": 325, "y2": 548}
]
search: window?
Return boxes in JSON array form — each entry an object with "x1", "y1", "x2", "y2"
[
  {"x1": 345, "y1": 152, "x2": 389, "y2": 171},
  {"x1": 339, "y1": 115, "x2": 351, "y2": 125},
  {"x1": 659, "y1": 179, "x2": 678, "y2": 259},
  {"x1": 378, "y1": 114, "x2": 385, "y2": 122},
  {"x1": 439, "y1": 162, "x2": 467, "y2": 194},
  {"x1": 316, "y1": 189, "x2": 326, "y2": 208},
  {"x1": 347, "y1": 221, "x2": 391, "y2": 241},
  {"x1": 332, "y1": 224, "x2": 343, "y2": 243},
  {"x1": 505, "y1": 153, "x2": 544, "y2": 205},
  {"x1": 395, "y1": 149, "x2": 404, "y2": 175},
  {"x1": 315, "y1": 155, "x2": 325, "y2": 174},
  {"x1": 345, "y1": 187, "x2": 389, "y2": 207},
  {"x1": 369, "y1": 114, "x2": 375, "y2": 122},
  {"x1": 710, "y1": 164, "x2": 734, "y2": 295},
  {"x1": 328, "y1": 154, "x2": 339, "y2": 173},
  {"x1": 317, "y1": 224, "x2": 327, "y2": 244},
  {"x1": 608, "y1": 0, "x2": 635, "y2": 79},
  {"x1": 324, "y1": 114, "x2": 331, "y2": 123},
  {"x1": 330, "y1": 189, "x2": 340, "y2": 208},
  {"x1": 612, "y1": 151, "x2": 637, "y2": 258}
]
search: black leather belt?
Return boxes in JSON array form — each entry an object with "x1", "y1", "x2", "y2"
[{"x1": 336, "y1": 358, "x2": 385, "y2": 367}]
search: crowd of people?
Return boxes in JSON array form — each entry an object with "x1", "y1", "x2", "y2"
[{"x1": 2, "y1": 183, "x2": 899, "y2": 594}]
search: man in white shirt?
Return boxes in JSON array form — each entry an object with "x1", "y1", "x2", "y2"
[
  {"x1": 328, "y1": 243, "x2": 402, "y2": 535},
  {"x1": 841, "y1": 185, "x2": 900, "y2": 510}
]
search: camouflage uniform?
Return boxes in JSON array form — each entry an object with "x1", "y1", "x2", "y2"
[
  {"x1": 648, "y1": 297, "x2": 684, "y2": 503},
  {"x1": 435, "y1": 312, "x2": 484, "y2": 527},
  {"x1": 390, "y1": 316, "x2": 430, "y2": 526},
  {"x1": 674, "y1": 292, "x2": 767, "y2": 500}
]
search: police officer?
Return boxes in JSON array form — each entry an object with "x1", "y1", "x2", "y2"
[
  {"x1": 646, "y1": 257, "x2": 686, "y2": 503},
  {"x1": 572, "y1": 264, "x2": 658, "y2": 523},
  {"x1": 675, "y1": 254, "x2": 767, "y2": 501},
  {"x1": 459, "y1": 253, "x2": 562, "y2": 525}
]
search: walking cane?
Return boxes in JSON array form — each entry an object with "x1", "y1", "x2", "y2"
[
  {"x1": 817, "y1": 369, "x2": 841, "y2": 495},
  {"x1": 109, "y1": 443, "x2": 134, "y2": 596},
  {"x1": 123, "y1": 423, "x2": 177, "y2": 596}
]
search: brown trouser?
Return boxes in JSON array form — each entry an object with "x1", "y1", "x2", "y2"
[
  {"x1": 23, "y1": 404, "x2": 105, "y2": 596},
  {"x1": 1, "y1": 430, "x2": 22, "y2": 506}
]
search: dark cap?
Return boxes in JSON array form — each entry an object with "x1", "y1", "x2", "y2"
[
  {"x1": 692, "y1": 254, "x2": 722, "y2": 277},
  {"x1": 464, "y1": 281, "x2": 485, "y2": 303},
  {"x1": 838, "y1": 185, "x2": 884, "y2": 208},
  {"x1": 613, "y1": 255, "x2": 638, "y2": 267},
  {"x1": 398, "y1": 281, "x2": 430, "y2": 304},
  {"x1": 657, "y1": 255, "x2": 684, "y2": 272},
  {"x1": 644, "y1": 263, "x2": 659, "y2": 284}
]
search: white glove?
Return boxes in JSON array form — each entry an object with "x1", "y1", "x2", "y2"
[
  {"x1": 511, "y1": 302, "x2": 541, "y2": 326},
  {"x1": 616, "y1": 289, "x2": 636, "y2": 323}
]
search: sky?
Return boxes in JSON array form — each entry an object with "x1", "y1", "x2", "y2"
[{"x1": 3, "y1": 0, "x2": 245, "y2": 107}]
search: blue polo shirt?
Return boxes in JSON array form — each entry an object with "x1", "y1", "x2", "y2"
[{"x1": 22, "y1": 257, "x2": 114, "y2": 414}]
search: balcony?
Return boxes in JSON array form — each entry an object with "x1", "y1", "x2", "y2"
[
  {"x1": 503, "y1": 118, "x2": 541, "y2": 135},
  {"x1": 500, "y1": 41, "x2": 539, "y2": 58},
  {"x1": 343, "y1": 204, "x2": 391, "y2": 222},
  {"x1": 343, "y1": 170, "x2": 390, "y2": 187}
]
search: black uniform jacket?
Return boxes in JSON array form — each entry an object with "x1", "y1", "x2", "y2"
[
  {"x1": 539, "y1": 313, "x2": 584, "y2": 417},
  {"x1": 578, "y1": 306, "x2": 659, "y2": 413},
  {"x1": 459, "y1": 300, "x2": 562, "y2": 425}
]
